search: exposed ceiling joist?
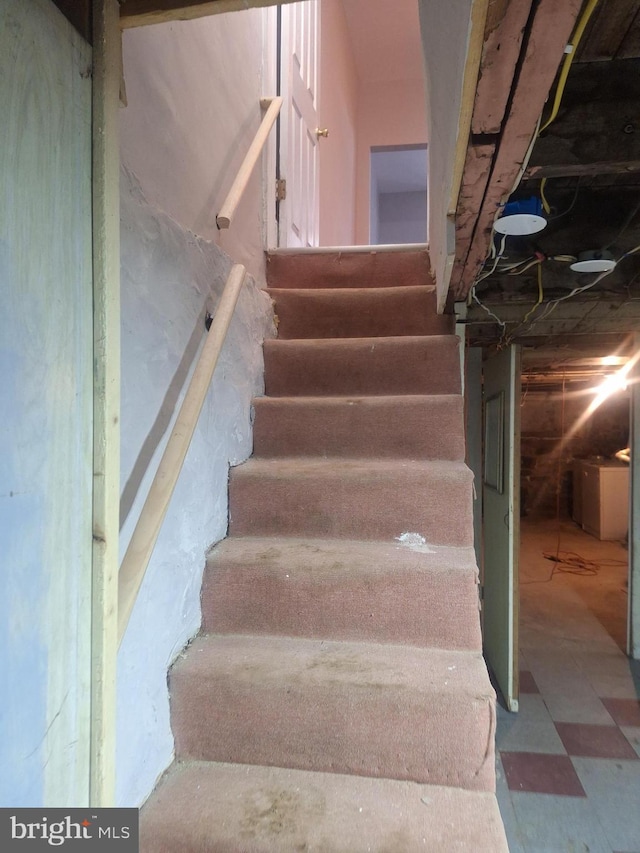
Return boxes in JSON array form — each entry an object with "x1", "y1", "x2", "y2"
[
  {"x1": 524, "y1": 160, "x2": 640, "y2": 179},
  {"x1": 451, "y1": 0, "x2": 583, "y2": 298},
  {"x1": 471, "y1": 0, "x2": 531, "y2": 135}
]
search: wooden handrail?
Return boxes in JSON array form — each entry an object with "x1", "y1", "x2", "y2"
[
  {"x1": 216, "y1": 96, "x2": 283, "y2": 230},
  {"x1": 117, "y1": 264, "x2": 247, "y2": 645}
]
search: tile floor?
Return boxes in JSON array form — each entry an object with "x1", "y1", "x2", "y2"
[{"x1": 495, "y1": 519, "x2": 640, "y2": 853}]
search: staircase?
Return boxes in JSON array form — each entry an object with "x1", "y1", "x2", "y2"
[{"x1": 140, "y1": 248, "x2": 508, "y2": 851}]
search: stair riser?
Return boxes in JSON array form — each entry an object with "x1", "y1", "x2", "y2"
[
  {"x1": 252, "y1": 396, "x2": 464, "y2": 459},
  {"x1": 170, "y1": 673, "x2": 495, "y2": 791},
  {"x1": 267, "y1": 249, "x2": 434, "y2": 290},
  {"x1": 140, "y1": 762, "x2": 509, "y2": 853},
  {"x1": 269, "y1": 287, "x2": 453, "y2": 339},
  {"x1": 264, "y1": 338, "x2": 461, "y2": 397},
  {"x1": 229, "y1": 469, "x2": 473, "y2": 545},
  {"x1": 202, "y1": 566, "x2": 481, "y2": 650}
]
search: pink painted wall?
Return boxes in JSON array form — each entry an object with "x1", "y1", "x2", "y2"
[
  {"x1": 318, "y1": 0, "x2": 359, "y2": 246},
  {"x1": 355, "y1": 79, "x2": 428, "y2": 244}
]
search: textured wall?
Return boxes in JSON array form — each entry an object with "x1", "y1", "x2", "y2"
[
  {"x1": 116, "y1": 167, "x2": 273, "y2": 806},
  {"x1": 120, "y1": 9, "x2": 271, "y2": 285},
  {"x1": 117, "y1": 9, "x2": 275, "y2": 806}
]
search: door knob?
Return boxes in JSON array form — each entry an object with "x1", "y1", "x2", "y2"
[{"x1": 315, "y1": 127, "x2": 329, "y2": 139}]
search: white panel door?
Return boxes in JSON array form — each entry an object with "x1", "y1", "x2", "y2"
[
  {"x1": 279, "y1": 0, "x2": 320, "y2": 247},
  {"x1": 482, "y1": 345, "x2": 521, "y2": 712}
]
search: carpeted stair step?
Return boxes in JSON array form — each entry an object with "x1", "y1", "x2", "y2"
[
  {"x1": 202, "y1": 537, "x2": 481, "y2": 651},
  {"x1": 269, "y1": 285, "x2": 453, "y2": 338},
  {"x1": 140, "y1": 761, "x2": 509, "y2": 852},
  {"x1": 264, "y1": 336, "x2": 461, "y2": 397},
  {"x1": 252, "y1": 395, "x2": 464, "y2": 459},
  {"x1": 229, "y1": 458, "x2": 473, "y2": 546},
  {"x1": 169, "y1": 634, "x2": 496, "y2": 791},
  {"x1": 267, "y1": 247, "x2": 434, "y2": 290}
]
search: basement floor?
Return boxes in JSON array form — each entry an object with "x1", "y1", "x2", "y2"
[{"x1": 495, "y1": 519, "x2": 640, "y2": 853}]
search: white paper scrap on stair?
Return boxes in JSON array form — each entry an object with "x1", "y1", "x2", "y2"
[{"x1": 395, "y1": 532, "x2": 434, "y2": 553}]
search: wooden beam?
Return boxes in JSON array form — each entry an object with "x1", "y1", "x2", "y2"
[
  {"x1": 618, "y1": 8, "x2": 640, "y2": 59},
  {"x1": 472, "y1": 0, "x2": 532, "y2": 135},
  {"x1": 450, "y1": 143, "x2": 495, "y2": 292},
  {"x1": 120, "y1": 0, "x2": 296, "y2": 28},
  {"x1": 529, "y1": 98, "x2": 640, "y2": 171},
  {"x1": 454, "y1": 0, "x2": 583, "y2": 299},
  {"x1": 448, "y1": 0, "x2": 490, "y2": 216},
  {"x1": 91, "y1": 0, "x2": 121, "y2": 808},
  {"x1": 576, "y1": 0, "x2": 638, "y2": 61},
  {"x1": 524, "y1": 159, "x2": 640, "y2": 179},
  {"x1": 629, "y1": 332, "x2": 640, "y2": 659}
]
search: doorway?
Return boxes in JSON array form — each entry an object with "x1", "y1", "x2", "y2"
[
  {"x1": 369, "y1": 144, "x2": 428, "y2": 245},
  {"x1": 474, "y1": 346, "x2": 640, "y2": 711}
]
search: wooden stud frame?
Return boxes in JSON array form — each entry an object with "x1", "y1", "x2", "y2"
[{"x1": 91, "y1": 0, "x2": 121, "y2": 807}]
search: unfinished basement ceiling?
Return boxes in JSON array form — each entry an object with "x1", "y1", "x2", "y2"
[{"x1": 455, "y1": 0, "x2": 640, "y2": 374}]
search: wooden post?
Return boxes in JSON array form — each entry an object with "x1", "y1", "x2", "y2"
[
  {"x1": 117, "y1": 264, "x2": 247, "y2": 646},
  {"x1": 91, "y1": 0, "x2": 121, "y2": 808},
  {"x1": 216, "y1": 97, "x2": 282, "y2": 230},
  {"x1": 629, "y1": 334, "x2": 640, "y2": 659}
]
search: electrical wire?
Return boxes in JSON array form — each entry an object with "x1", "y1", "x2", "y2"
[
  {"x1": 476, "y1": 233, "x2": 507, "y2": 283},
  {"x1": 538, "y1": 0, "x2": 601, "y2": 134},
  {"x1": 540, "y1": 178, "x2": 551, "y2": 215},
  {"x1": 508, "y1": 257, "x2": 542, "y2": 275},
  {"x1": 520, "y1": 263, "x2": 544, "y2": 326},
  {"x1": 472, "y1": 288, "x2": 507, "y2": 331},
  {"x1": 550, "y1": 179, "x2": 582, "y2": 221}
]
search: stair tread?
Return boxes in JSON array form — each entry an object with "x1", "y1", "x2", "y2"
[
  {"x1": 266, "y1": 247, "x2": 435, "y2": 290},
  {"x1": 203, "y1": 537, "x2": 481, "y2": 651},
  {"x1": 170, "y1": 635, "x2": 495, "y2": 787},
  {"x1": 174, "y1": 633, "x2": 490, "y2": 696},
  {"x1": 232, "y1": 456, "x2": 472, "y2": 478},
  {"x1": 265, "y1": 334, "x2": 455, "y2": 348},
  {"x1": 253, "y1": 393, "x2": 462, "y2": 407},
  {"x1": 267, "y1": 284, "x2": 436, "y2": 296},
  {"x1": 208, "y1": 535, "x2": 478, "y2": 574},
  {"x1": 141, "y1": 761, "x2": 509, "y2": 853},
  {"x1": 229, "y1": 459, "x2": 473, "y2": 545}
]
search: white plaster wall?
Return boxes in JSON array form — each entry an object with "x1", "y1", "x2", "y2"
[
  {"x1": 117, "y1": 10, "x2": 276, "y2": 806},
  {"x1": 377, "y1": 191, "x2": 428, "y2": 245},
  {"x1": 0, "y1": 0, "x2": 93, "y2": 808},
  {"x1": 355, "y1": 80, "x2": 428, "y2": 244},
  {"x1": 116, "y1": 167, "x2": 274, "y2": 807},
  {"x1": 318, "y1": 0, "x2": 358, "y2": 246},
  {"x1": 120, "y1": 9, "x2": 273, "y2": 286}
]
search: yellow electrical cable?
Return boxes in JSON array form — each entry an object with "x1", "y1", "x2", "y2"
[
  {"x1": 538, "y1": 0, "x2": 600, "y2": 134},
  {"x1": 540, "y1": 177, "x2": 551, "y2": 214}
]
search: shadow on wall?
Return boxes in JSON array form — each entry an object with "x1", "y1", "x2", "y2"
[{"x1": 119, "y1": 307, "x2": 209, "y2": 530}]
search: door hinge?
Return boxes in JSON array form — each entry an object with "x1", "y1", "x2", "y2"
[{"x1": 276, "y1": 178, "x2": 287, "y2": 201}]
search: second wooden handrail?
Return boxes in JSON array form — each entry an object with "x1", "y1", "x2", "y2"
[
  {"x1": 216, "y1": 96, "x2": 283, "y2": 230},
  {"x1": 117, "y1": 264, "x2": 247, "y2": 645}
]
